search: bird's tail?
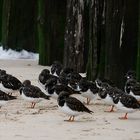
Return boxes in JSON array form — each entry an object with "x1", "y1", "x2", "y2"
[
  {"x1": 44, "y1": 95, "x2": 50, "y2": 100},
  {"x1": 139, "y1": 101, "x2": 140, "y2": 109},
  {"x1": 41, "y1": 92, "x2": 51, "y2": 100},
  {"x1": 7, "y1": 94, "x2": 17, "y2": 100},
  {"x1": 89, "y1": 110, "x2": 94, "y2": 114},
  {"x1": 86, "y1": 108, "x2": 94, "y2": 114}
]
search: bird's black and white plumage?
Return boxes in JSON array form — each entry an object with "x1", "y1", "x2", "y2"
[
  {"x1": 58, "y1": 67, "x2": 74, "y2": 86},
  {"x1": 44, "y1": 77, "x2": 60, "y2": 98},
  {"x1": 115, "y1": 94, "x2": 140, "y2": 119},
  {"x1": 51, "y1": 61, "x2": 63, "y2": 77},
  {"x1": 38, "y1": 69, "x2": 58, "y2": 89},
  {"x1": 0, "y1": 71, "x2": 22, "y2": 94},
  {"x1": 97, "y1": 83, "x2": 123, "y2": 112},
  {"x1": 124, "y1": 70, "x2": 137, "y2": 92},
  {"x1": 95, "y1": 78, "x2": 115, "y2": 89},
  {"x1": 48, "y1": 85, "x2": 81, "y2": 99},
  {"x1": 77, "y1": 78, "x2": 99, "y2": 105},
  {"x1": 124, "y1": 78, "x2": 138, "y2": 93},
  {"x1": 124, "y1": 71, "x2": 140, "y2": 102},
  {"x1": 125, "y1": 70, "x2": 136, "y2": 80},
  {"x1": 95, "y1": 79, "x2": 103, "y2": 89},
  {"x1": 0, "y1": 69, "x2": 6, "y2": 76},
  {"x1": 128, "y1": 84, "x2": 140, "y2": 102},
  {"x1": 57, "y1": 91, "x2": 93, "y2": 121},
  {"x1": 98, "y1": 81, "x2": 140, "y2": 119},
  {"x1": 20, "y1": 80, "x2": 50, "y2": 108},
  {"x1": 45, "y1": 79, "x2": 80, "y2": 99},
  {"x1": 60, "y1": 67, "x2": 74, "y2": 76},
  {"x1": 0, "y1": 90, "x2": 17, "y2": 108},
  {"x1": 66, "y1": 72, "x2": 82, "y2": 83},
  {"x1": 66, "y1": 72, "x2": 82, "y2": 90}
]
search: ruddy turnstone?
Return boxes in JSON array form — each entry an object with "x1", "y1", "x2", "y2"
[
  {"x1": 57, "y1": 91, "x2": 93, "y2": 121},
  {"x1": 0, "y1": 71, "x2": 22, "y2": 95},
  {"x1": 115, "y1": 94, "x2": 140, "y2": 119},
  {"x1": 51, "y1": 61, "x2": 63, "y2": 77},
  {"x1": 20, "y1": 80, "x2": 50, "y2": 108},
  {"x1": 77, "y1": 78, "x2": 99, "y2": 105},
  {"x1": 38, "y1": 69, "x2": 58, "y2": 89}
]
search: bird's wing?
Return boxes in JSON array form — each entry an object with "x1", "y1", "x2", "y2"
[
  {"x1": 120, "y1": 94, "x2": 140, "y2": 109},
  {"x1": 65, "y1": 97, "x2": 93, "y2": 113}
]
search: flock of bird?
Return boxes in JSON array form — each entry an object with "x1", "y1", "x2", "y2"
[{"x1": 0, "y1": 61, "x2": 140, "y2": 122}]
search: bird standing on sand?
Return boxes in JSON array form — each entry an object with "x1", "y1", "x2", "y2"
[
  {"x1": 97, "y1": 82, "x2": 122, "y2": 112},
  {"x1": 0, "y1": 70, "x2": 22, "y2": 95},
  {"x1": 20, "y1": 80, "x2": 50, "y2": 108},
  {"x1": 77, "y1": 78, "x2": 99, "y2": 105},
  {"x1": 57, "y1": 91, "x2": 93, "y2": 122},
  {"x1": 115, "y1": 94, "x2": 140, "y2": 119},
  {"x1": 97, "y1": 81, "x2": 140, "y2": 119}
]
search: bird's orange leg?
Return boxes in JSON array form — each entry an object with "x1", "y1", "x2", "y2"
[
  {"x1": 87, "y1": 98, "x2": 90, "y2": 105},
  {"x1": 64, "y1": 116, "x2": 72, "y2": 122},
  {"x1": 30, "y1": 102, "x2": 33, "y2": 108},
  {"x1": 64, "y1": 116, "x2": 75, "y2": 122},
  {"x1": 105, "y1": 105, "x2": 114, "y2": 112},
  {"x1": 32, "y1": 102, "x2": 36, "y2": 108},
  {"x1": 119, "y1": 113, "x2": 128, "y2": 120},
  {"x1": 71, "y1": 116, "x2": 75, "y2": 122}
]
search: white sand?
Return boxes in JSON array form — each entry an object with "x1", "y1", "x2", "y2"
[{"x1": 0, "y1": 59, "x2": 140, "y2": 140}]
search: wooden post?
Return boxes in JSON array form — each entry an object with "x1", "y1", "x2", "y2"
[
  {"x1": 64, "y1": 0, "x2": 85, "y2": 72},
  {"x1": 0, "y1": 0, "x2": 3, "y2": 43},
  {"x1": 136, "y1": 0, "x2": 140, "y2": 80},
  {"x1": 37, "y1": 0, "x2": 47, "y2": 65},
  {"x1": 1, "y1": 0, "x2": 11, "y2": 48}
]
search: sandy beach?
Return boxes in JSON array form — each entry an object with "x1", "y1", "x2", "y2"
[{"x1": 0, "y1": 59, "x2": 140, "y2": 140}]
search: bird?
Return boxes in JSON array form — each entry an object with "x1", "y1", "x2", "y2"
[
  {"x1": 45, "y1": 78, "x2": 80, "y2": 99},
  {"x1": 44, "y1": 77, "x2": 60, "y2": 98},
  {"x1": 95, "y1": 78, "x2": 115, "y2": 89},
  {"x1": 97, "y1": 82, "x2": 123, "y2": 112},
  {"x1": 124, "y1": 78, "x2": 138, "y2": 93},
  {"x1": 51, "y1": 61, "x2": 63, "y2": 77},
  {"x1": 125, "y1": 70, "x2": 136, "y2": 80},
  {"x1": 115, "y1": 94, "x2": 140, "y2": 119},
  {"x1": 66, "y1": 71, "x2": 82, "y2": 90},
  {"x1": 0, "y1": 71, "x2": 22, "y2": 95},
  {"x1": 38, "y1": 68, "x2": 58, "y2": 89},
  {"x1": 0, "y1": 69, "x2": 6, "y2": 76},
  {"x1": 124, "y1": 70, "x2": 137, "y2": 93},
  {"x1": 128, "y1": 84, "x2": 140, "y2": 103},
  {"x1": 0, "y1": 90, "x2": 17, "y2": 108},
  {"x1": 58, "y1": 67, "x2": 74, "y2": 86},
  {"x1": 60, "y1": 67, "x2": 74, "y2": 76},
  {"x1": 124, "y1": 71, "x2": 140, "y2": 102},
  {"x1": 95, "y1": 79, "x2": 103, "y2": 89},
  {"x1": 77, "y1": 78, "x2": 99, "y2": 105},
  {"x1": 98, "y1": 81, "x2": 140, "y2": 119},
  {"x1": 20, "y1": 80, "x2": 50, "y2": 108},
  {"x1": 57, "y1": 91, "x2": 93, "y2": 122}
]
